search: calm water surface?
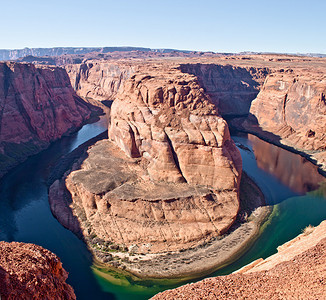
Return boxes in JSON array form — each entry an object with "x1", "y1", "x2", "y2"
[{"x1": 0, "y1": 121, "x2": 325, "y2": 300}]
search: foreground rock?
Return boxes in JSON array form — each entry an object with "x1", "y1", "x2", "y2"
[
  {"x1": 0, "y1": 241, "x2": 75, "y2": 299},
  {"x1": 152, "y1": 220, "x2": 326, "y2": 299},
  {"x1": 0, "y1": 62, "x2": 100, "y2": 177},
  {"x1": 49, "y1": 62, "x2": 244, "y2": 277}
]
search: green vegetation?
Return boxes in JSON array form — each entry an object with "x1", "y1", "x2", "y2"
[{"x1": 302, "y1": 224, "x2": 314, "y2": 235}]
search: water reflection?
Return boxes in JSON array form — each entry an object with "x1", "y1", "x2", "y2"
[{"x1": 248, "y1": 134, "x2": 325, "y2": 194}]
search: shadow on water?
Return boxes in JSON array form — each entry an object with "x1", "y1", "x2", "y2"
[{"x1": 0, "y1": 116, "x2": 115, "y2": 299}]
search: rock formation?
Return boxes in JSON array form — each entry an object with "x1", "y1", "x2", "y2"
[
  {"x1": 49, "y1": 62, "x2": 243, "y2": 276},
  {"x1": 151, "y1": 220, "x2": 326, "y2": 300},
  {"x1": 0, "y1": 62, "x2": 100, "y2": 177},
  {"x1": 240, "y1": 66, "x2": 326, "y2": 170},
  {"x1": 0, "y1": 241, "x2": 75, "y2": 299},
  {"x1": 65, "y1": 61, "x2": 133, "y2": 101},
  {"x1": 179, "y1": 63, "x2": 269, "y2": 116}
]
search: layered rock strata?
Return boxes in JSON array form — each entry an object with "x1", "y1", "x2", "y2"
[
  {"x1": 179, "y1": 63, "x2": 269, "y2": 116},
  {"x1": 241, "y1": 67, "x2": 326, "y2": 170},
  {"x1": 0, "y1": 62, "x2": 99, "y2": 177},
  {"x1": 0, "y1": 241, "x2": 75, "y2": 299},
  {"x1": 50, "y1": 63, "x2": 243, "y2": 276},
  {"x1": 152, "y1": 220, "x2": 326, "y2": 299},
  {"x1": 65, "y1": 61, "x2": 134, "y2": 101}
]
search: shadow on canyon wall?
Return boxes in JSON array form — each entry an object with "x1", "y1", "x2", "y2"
[{"x1": 179, "y1": 63, "x2": 269, "y2": 116}]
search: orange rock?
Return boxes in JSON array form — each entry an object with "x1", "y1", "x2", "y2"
[{"x1": 0, "y1": 241, "x2": 75, "y2": 299}]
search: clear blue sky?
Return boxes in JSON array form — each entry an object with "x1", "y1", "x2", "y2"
[{"x1": 1, "y1": 0, "x2": 325, "y2": 53}]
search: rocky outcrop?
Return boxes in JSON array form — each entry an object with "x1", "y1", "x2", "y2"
[
  {"x1": 109, "y1": 66, "x2": 242, "y2": 189},
  {"x1": 65, "y1": 61, "x2": 133, "y2": 101},
  {"x1": 0, "y1": 241, "x2": 75, "y2": 299},
  {"x1": 0, "y1": 62, "x2": 100, "y2": 177},
  {"x1": 179, "y1": 63, "x2": 269, "y2": 116},
  {"x1": 49, "y1": 62, "x2": 242, "y2": 276},
  {"x1": 151, "y1": 220, "x2": 326, "y2": 299}
]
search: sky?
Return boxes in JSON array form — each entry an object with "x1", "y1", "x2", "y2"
[{"x1": 0, "y1": 0, "x2": 325, "y2": 54}]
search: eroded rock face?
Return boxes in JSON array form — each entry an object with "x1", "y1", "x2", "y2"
[
  {"x1": 245, "y1": 69, "x2": 326, "y2": 164},
  {"x1": 0, "y1": 62, "x2": 99, "y2": 177},
  {"x1": 65, "y1": 61, "x2": 133, "y2": 101},
  {"x1": 109, "y1": 66, "x2": 242, "y2": 189},
  {"x1": 56, "y1": 63, "x2": 242, "y2": 259},
  {"x1": 0, "y1": 241, "x2": 75, "y2": 300},
  {"x1": 152, "y1": 221, "x2": 326, "y2": 300},
  {"x1": 179, "y1": 63, "x2": 269, "y2": 116}
]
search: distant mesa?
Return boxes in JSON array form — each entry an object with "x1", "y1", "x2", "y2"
[{"x1": 0, "y1": 46, "x2": 193, "y2": 61}]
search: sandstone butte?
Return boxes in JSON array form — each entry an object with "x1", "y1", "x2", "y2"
[
  {"x1": 48, "y1": 54, "x2": 326, "y2": 278},
  {"x1": 50, "y1": 61, "x2": 245, "y2": 277},
  {"x1": 151, "y1": 220, "x2": 326, "y2": 300},
  {"x1": 0, "y1": 241, "x2": 75, "y2": 299},
  {"x1": 0, "y1": 61, "x2": 100, "y2": 178}
]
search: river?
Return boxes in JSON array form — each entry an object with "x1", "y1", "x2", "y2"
[{"x1": 0, "y1": 118, "x2": 325, "y2": 300}]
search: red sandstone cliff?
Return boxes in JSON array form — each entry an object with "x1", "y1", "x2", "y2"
[
  {"x1": 0, "y1": 241, "x2": 75, "y2": 299},
  {"x1": 49, "y1": 55, "x2": 326, "y2": 279},
  {"x1": 65, "y1": 61, "x2": 133, "y2": 101},
  {"x1": 241, "y1": 66, "x2": 326, "y2": 170},
  {"x1": 179, "y1": 63, "x2": 268, "y2": 116},
  {"x1": 0, "y1": 62, "x2": 100, "y2": 177}
]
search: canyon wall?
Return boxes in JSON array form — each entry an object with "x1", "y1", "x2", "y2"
[
  {"x1": 152, "y1": 220, "x2": 326, "y2": 299},
  {"x1": 241, "y1": 67, "x2": 326, "y2": 169},
  {"x1": 0, "y1": 241, "x2": 75, "y2": 299},
  {"x1": 0, "y1": 62, "x2": 100, "y2": 177},
  {"x1": 179, "y1": 63, "x2": 269, "y2": 116},
  {"x1": 65, "y1": 61, "x2": 134, "y2": 101}
]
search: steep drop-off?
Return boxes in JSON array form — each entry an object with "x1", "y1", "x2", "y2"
[
  {"x1": 240, "y1": 67, "x2": 326, "y2": 170},
  {"x1": 0, "y1": 62, "x2": 100, "y2": 177},
  {"x1": 179, "y1": 63, "x2": 269, "y2": 116},
  {"x1": 65, "y1": 61, "x2": 134, "y2": 101},
  {"x1": 49, "y1": 55, "x2": 326, "y2": 279},
  {"x1": 0, "y1": 241, "x2": 75, "y2": 299},
  {"x1": 152, "y1": 220, "x2": 326, "y2": 300}
]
